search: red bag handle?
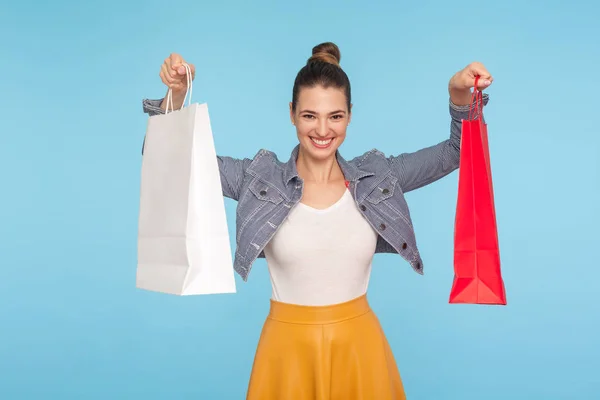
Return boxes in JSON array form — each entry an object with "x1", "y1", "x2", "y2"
[{"x1": 468, "y1": 75, "x2": 485, "y2": 121}]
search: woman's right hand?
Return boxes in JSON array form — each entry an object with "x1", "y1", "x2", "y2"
[{"x1": 159, "y1": 53, "x2": 196, "y2": 111}]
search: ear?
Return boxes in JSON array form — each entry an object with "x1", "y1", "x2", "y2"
[
  {"x1": 289, "y1": 102, "x2": 295, "y2": 125},
  {"x1": 348, "y1": 103, "x2": 353, "y2": 124}
]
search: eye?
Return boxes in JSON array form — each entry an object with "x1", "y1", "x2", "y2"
[
  {"x1": 302, "y1": 114, "x2": 315, "y2": 119},
  {"x1": 331, "y1": 114, "x2": 344, "y2": 120}
]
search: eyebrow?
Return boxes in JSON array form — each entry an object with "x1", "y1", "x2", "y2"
[{"x1": 300, "y1": 109, "x2": 347, "y2": 115}]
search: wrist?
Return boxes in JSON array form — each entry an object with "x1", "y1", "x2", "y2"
[
  {"x1": 160, "y1": 90, "x2": 187, "y2": 110},
  {"x1": 448, "y1": 85, "x2": 472, "y2": 106}
]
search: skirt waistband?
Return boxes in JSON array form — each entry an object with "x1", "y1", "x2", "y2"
[{"x1": 267, "y1": 294, "x2": 372, "y2": 325}]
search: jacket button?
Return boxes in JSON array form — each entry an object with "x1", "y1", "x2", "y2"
[
  {"x1": 382, "y1": 188, "x2": 389, "y2": 195},
  {"x1": 402, "y1": 242, "x2": 407, "y2": 250},
  {"x1": 259, "y1": 190, "x2": 267, "y2": 196},
  {"x1": 360, "y1": 205, "x2": 366, "y2": 211},
  {"x1": 379, "y1": 223, "x2": 386, "y2": 231}
]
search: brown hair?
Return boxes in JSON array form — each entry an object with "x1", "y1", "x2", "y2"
[{"x1": 291, "y1": 42, "x2": 351, "y2": 112}]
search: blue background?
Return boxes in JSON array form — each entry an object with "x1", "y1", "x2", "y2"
[{"x1": 1, "y1": 0, "x2": 599, "y2": 399}]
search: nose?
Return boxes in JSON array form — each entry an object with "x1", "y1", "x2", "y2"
[{"x1": 314, "y1": 119, "x2": 329, "y2": 138}]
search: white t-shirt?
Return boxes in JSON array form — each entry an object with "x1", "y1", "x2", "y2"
[{"x1": 263, "y1": 188, "x2": 378, "y2": 306}]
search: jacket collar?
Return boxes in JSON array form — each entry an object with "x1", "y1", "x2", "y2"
[{"x1": 283, "y1": 144, "x2": 374, "y2": 184}]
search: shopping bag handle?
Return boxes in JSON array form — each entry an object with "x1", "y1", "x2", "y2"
[
  {"x1": 468, "y1": 75, "x2": 485, "y2": 121},
  {"x1": 164, "y1": 63, "x2": 194, "y2": 114}
]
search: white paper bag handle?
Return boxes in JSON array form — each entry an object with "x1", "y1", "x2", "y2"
[{"x1": 164, "y1": 63, "x2": 193, "y2": 114}]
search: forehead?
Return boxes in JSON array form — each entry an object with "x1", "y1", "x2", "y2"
[{"x1": 297, "y1": 85, "x2": 347, "y2": 112}]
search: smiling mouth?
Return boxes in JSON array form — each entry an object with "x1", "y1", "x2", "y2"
[{"x1": 310, "y1": 137, "x2": 334, "y2": 148}]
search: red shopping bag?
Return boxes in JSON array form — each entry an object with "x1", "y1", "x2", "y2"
[{"x1": 449, "y1": 79, "x2": 507, "y2": 305}]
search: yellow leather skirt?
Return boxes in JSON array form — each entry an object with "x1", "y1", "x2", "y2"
[{"x1": 246, "y1": 294, "x2": 406, "y2": 400}]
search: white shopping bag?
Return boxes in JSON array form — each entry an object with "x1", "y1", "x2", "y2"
[{"x1": 137, "y1": 64, "x2": 236, "y2": 295}]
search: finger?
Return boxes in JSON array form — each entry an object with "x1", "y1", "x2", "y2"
[
  {"x1": 169, "y1": 60, "x2": 188, "y2": 76},
  {"x1": 162, "y1": 67, "x2": 187, "y2": 92},
  {"x1": 169, "y1": 54, "x2": 191, "y2": 79},
  {"x1": 161, "y1": 64, "x2": 177, "y2": 84},
  {"x1": 161, "y1": 71, "x2": 186, "y2": 91},
  {"x1": 471, "y1": 70, "x2": 493, "y2": 88},
  {"x1": 175, "y1": 63, "x2": 196, "y2": 79},
  {"x1": 477, "y1": 79, "x2": 492, "y2": 89},
  {"x1": 169, "y1": 63, "x2": 188, "y2": 83},
  {"x1": 164, "y1": 57, "x2": 184, "y2": 81},
  {"x1": 160, "y1": 70, "x2": 179, "y2": 89},
  {"x1": 478, "y1": 74, "x2": 493, "y2": 88},
  {"x1": 165, "y1": 56, "x2": 174, "y2": 73},
  {"x1": 476, "y1": 71, "x2": 493, "y2": 82},
  {"x1": 169, "y1": 53, "x2": 183, "y2": 67},
  {"x1": 168, "y1": 54, "x2": 185, "y2": 73},
  {"x1": 472, "y1": 66, "x2": 492, "y2": 80},
  {"x1": 467, "y1": 62, "x2": 491, "y2": 78},
  {"x1": 159, "y1": 70, "x2": 169, "y2": 86}
]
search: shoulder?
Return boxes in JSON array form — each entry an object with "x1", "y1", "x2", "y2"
[
  {"x1": 346, "y1": 148, "x2": 391, "y2": 172},
  {"x1": 248, "y1": 148, "x2": 284, "y2": 167},
  {"x1": 243, "y1": 148, "x2": 288, "y2": 179},
  {"x1": 348, "y1": 148, "x2": 388, "y2": 163}
]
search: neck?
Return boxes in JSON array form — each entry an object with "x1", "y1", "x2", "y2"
[{"x1": 296, "y1": 147, "x2": 344, "y2": 184}]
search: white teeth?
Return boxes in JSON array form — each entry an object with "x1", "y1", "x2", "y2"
[{"x1": 311, "y1": 138, "x2": 333, "y2": 146}]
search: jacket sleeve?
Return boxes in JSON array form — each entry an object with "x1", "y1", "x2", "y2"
[
  {"x1": 140, "y1": 98, "x2": 251, "y2": 201},
  {"x1": 387, "y1": 94, "x2": 489, "y2": 193}
]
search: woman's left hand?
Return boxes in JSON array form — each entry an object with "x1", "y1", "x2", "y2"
[{"x1": 448, "y1": 62, "x2": 493, "y2": 105}]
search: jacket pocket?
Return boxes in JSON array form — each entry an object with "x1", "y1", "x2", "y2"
[
  {"x1": 237, "y1": 178, "x2": 286, "y2": 260},
  {"x1": 247, "y1": 179, "x2": 285, "y2": 205},
  {"x1": 365, "y1": 174, "x2": 403, "y2": 222},
  {"x1": 237, "y1": 177, "x2": 284, "y2": 239}
]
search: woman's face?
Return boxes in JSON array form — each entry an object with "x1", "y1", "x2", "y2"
[{"x1": 289, "y1": 85, "x2": 351, "y2": 161}]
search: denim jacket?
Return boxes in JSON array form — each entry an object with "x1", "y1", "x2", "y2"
[{"x1": 141, "y1": 94, "x2": 489, "y2": 282}]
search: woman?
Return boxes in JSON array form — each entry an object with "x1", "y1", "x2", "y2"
[{"x1": 142, "y1": 42, "x2": 492, "y2": 399}]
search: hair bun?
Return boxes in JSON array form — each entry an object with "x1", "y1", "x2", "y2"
[{"x1": 308, "y1": 42, "x2": 341, "y2": 66}]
